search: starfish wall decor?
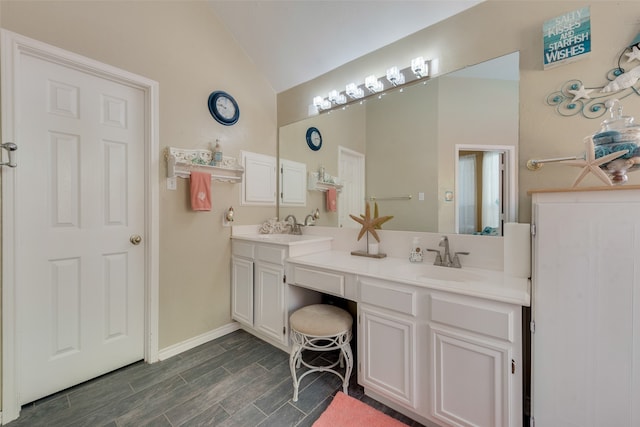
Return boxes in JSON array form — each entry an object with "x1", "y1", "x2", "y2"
[
  {"x1": 349, "y1": 202, "x2": 393, "y2": 242},
  {"x1": 562, "y1": 136, "x2": 628, "y2": 186},
  {"x1": 546, "y1": 34, "x2": 640, "y2": 119}
]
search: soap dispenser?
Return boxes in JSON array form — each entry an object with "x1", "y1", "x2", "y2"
[{"x1": 410, "y1": 237, "x2": 423, "y2": 263}]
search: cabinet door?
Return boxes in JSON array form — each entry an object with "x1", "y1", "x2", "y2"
[
  {"x1": 254, "y1": 262, "x2": 286, "y2": 345},
  {"x1": 532, "y1": 191, "x2": 640, "y2": 427},
  {"x1": 280, "y1": 158, "x2": 306, "y2": 206},
  {"x1": 241, "y1": 151, "x2": 277, "y2": 206},
  {"x1": 358, "y1": 304, "x2": 416, "y2": 409},
  {"x1": 430, "y1": 325, "x2": 511, "y2": 427},
  {"x1": 231, "y1": 257, "x2": 254, "y2": 326}
]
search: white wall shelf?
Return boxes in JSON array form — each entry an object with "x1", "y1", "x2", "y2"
[
  {"x1": 307, "y1": 172, "x2": 343, "y2": 192},
  {"x1": 166, "y1": 147, "x2": 244, "y2": 183}
]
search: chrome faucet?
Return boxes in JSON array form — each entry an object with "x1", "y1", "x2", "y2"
[
  {"x1": 439, "y1": 236, "x2": 453, "y2": 267},
  {"x1": 433, "y1": 235, "x2": 469, "y2": 268},
  {"x1": 303, "y1": 208, "x2": 320, "y2": 226},
  {"x1": 304, "y1": 214, "x2": 315, "y2": 226},
  {"x1": 284, "y1": 214, "x2": 302, "y2": 235}
]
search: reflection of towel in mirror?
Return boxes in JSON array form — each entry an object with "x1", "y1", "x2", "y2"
[
  {"x1": 190, "y1": 171, "x2": 212, "y2": 211},
  {"x1": 326, "y1": 187, "x2": 337, "y2": 212}
]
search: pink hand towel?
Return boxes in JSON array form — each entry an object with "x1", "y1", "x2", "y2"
[
  {"x1": 190, "y1": 171, "x2": 212, "y2": 211},
  {"x1": 326, "y1": 187, "x2": 337, "y2": 212}
]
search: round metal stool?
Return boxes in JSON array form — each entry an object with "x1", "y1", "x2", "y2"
[{"x1": 289, "y1": 304, "x2": 353, "y2": 402}]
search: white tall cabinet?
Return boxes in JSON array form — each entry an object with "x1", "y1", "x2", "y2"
[{"x1": 531, "y1": 187, "x2": 640, "y2": 427}]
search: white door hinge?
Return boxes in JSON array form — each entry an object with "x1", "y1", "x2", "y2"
[
  {"x1": 530, "y1": 223, "x2": 536, "y2": 237},
  {"x1": 530, "y1": 320, "x2": 535, "y2": 333}
]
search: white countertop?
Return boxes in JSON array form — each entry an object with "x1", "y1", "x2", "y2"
[
  {"x1": 231, "y1": 233, "x2": 333, "y2": 246},
  {"x1": 287, "y1": 250, "x2": 531, "y2": 307}
]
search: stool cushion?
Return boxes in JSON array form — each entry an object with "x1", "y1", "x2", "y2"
[{"x1": 290, "y1": 304, "x2": 353, "y2": 337}]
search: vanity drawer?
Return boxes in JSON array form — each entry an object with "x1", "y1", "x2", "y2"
[
  {"x1": 232, "y1": 241, "x2": 255, "y2": 258},
  {"x1": 292, "y1": 266, "x2": 345, "y2": 297},
  {"x1": 430, "y1": 293, "x2": 514, "y2": 342},
  {"x1": 359, "y1": 278, "x2": 417, "y2": 316},
  {"x1": 256, "y1": 245, "x2": 286, "y2": 265}
]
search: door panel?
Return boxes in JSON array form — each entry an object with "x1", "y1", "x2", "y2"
[{"x1": 16, "y1": 52, "x2": 146, "y2": 404}]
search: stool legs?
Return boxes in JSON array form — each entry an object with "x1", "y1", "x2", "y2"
[
  {"x1": 339, "y1": 342, "x2": 353, "y2": 395},
  {"x1": 289, "y1": 341, "x2": 303, "y2": 402},
  {"x1": 289, "y1": 329, "x2": 352, "y2": 402}
]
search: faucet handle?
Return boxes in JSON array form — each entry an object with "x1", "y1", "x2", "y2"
[
  {"x1": 426, "y1": 248, "x2": 443, "y2": 266},
  {"x1": 452, "y1": 251, "x2": 469, "y2": 268}
]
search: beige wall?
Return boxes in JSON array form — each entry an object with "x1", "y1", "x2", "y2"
[
  {"x1": 1, "y1": 1, "x2": 278, "y2": 349},
  {"x1": 437, "y1": 75, "x2": 519, "y2": 232},
  {"x1": 279, "y1": 105, "x2": 366, "y2": 225},
  {"x1": 278, "y1": 1, "x2": 640, "y2": 223},
  {"x1": 2, "y1": 0, "x2": 639, "y2": 378},
  {"x1": 366, "y1": 80, "x2": 440, "y2": 231}
]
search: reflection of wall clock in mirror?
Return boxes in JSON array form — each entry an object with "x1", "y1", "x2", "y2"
[
  {"x1": 208, "y1": 90, "x2": 240, "y2": 125},
  {"x1": 306, "y1": 127, "x2": 322, "y2": 151}
]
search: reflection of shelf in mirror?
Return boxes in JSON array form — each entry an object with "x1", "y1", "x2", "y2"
[
  {"x1": 166, "y1": 147, "x2": 244, "y2": 183},
  {"x1": 308, "y1": 172, "x2": 343, "y2": 192}
]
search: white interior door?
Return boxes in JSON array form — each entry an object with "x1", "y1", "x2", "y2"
[
  {"x1": 338, "y1": 146, "x2": 365, "y2": 228},
  {"x1": 14, "y1": 47, "x2": 146, "y2": 405}
]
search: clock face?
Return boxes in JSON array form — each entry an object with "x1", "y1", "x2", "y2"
[
  {"x1": 216, "y1": 96, "x2": 236, "y2": 120},
  {"x1": 306, "y1": 127, "x2": 322, "y2": 151},
  {"x1": 208, "y1": 91, "x2": 240, "y2": 125}
]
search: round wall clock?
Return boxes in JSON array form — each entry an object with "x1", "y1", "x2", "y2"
[
  {"x1": 208, "y1": 91, "x2": 240, "y2": 126},
  {"x1": 306, "y1": 127, "x2": 322, "y2": 151}
]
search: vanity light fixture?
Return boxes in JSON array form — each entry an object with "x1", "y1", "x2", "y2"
[
  {"x1": 309, "y1": 55, "x2": 441, "y2": 114},
  {"x1": 345, "y1": 83, "x2": 364, "y2": 99},
  {"x1": 386, "y1": 66, "x2": 405, "y2": 86},
  {"x1": 313, "y1": 95, "x2": 332, "y2": 110},
  {"x1": 328, "y1": 89, "x2": 347, "y2": 105},
  {"x1": 430, "y1": 58, "x2": 440, "y2": 76},
  {"x1": 411, "y1": 57, "x2": 428, "y2": 78},
  {"x1": 365, "y1": 75, "x2": 384, "y2": 93}
]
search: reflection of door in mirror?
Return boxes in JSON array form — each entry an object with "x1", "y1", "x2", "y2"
[
  {"x1": 458, "y1": 150, "x2": 503, "y2": 235},
  {"x1": 338, "y1": 146, "x2": 365, "y2": 228},
  {"x1": 455, "y1": 145, "x2": 516, "y2": 236}
]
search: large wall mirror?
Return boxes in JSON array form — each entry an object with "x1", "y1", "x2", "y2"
[{"x1": 278, "y1": 51, "x2": 519, "y2": 235}]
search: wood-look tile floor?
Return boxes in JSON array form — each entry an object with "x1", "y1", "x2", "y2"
[{"x1": 6, "y1": 330, "x2": 425, "y2": 427}]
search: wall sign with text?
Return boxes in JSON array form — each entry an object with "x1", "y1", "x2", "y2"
[{"x1": 543, "y1": 7, "x2": 591, "y2": 70}]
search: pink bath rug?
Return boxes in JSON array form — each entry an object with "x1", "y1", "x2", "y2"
[{"x1": 312, "y1": 392, "x2": 409, "y2": 427}]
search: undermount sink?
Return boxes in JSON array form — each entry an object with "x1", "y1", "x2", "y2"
[
  {"x1": 251, "y1": 233, "x2": 328, "y2": 244},
  {"x1": 417, "y1": 266, "x2": 485, "y2": 283}
]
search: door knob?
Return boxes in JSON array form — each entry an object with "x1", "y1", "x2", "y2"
[{"x1": 130, "y1": 235, "x2": 142, "y2": 245}]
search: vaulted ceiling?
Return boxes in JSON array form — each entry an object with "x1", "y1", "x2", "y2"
[{"x1": 207, "y1": 1, "x2": 483, "y2": 93}]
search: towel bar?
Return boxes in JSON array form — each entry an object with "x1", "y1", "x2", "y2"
[
  {"x1": 368, "y1": 195, "x2": 412, "y2": 201},
  {"x1": 526, "y1": 156, "x2": 580, "y2": 171}
]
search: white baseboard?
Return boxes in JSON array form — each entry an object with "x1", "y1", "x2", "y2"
[{"x1": 157, "y1": 322, "x2": 241, "y2": 361}]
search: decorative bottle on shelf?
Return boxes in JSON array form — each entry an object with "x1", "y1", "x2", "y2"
[{"x1": 214, "y1": 141, "x2": 223, "y2": 166}]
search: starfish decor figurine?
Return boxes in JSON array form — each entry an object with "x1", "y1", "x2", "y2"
[
  {"x1": 349, "y1": 202, "x2": 393, "y2": 242},
  {"x1": 562, "y1": 136, "x2": 628, "y2": 187}
]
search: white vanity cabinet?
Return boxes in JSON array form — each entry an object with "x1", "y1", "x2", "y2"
[
  {"x1": 428, "y1": 291, "x2": 522, "y2": 427},
  {"x1": 232, "y1": 240, "x2": 288, "y2": 345},
  {"x1": 284, "y1": 251, "x2": 527, "y2": 427},
  {"x1": 531, "y1": 188, "x2": 640, "y2": 427},
  {"x1": 357, "y1": 277, "x2": 425, "y2": 415},
  {"x1": 231, "y1": 235, "x2": 331, "y2": 350},
  {"x1": 253, "y1": 245, "x2": 287, "y2": 344},
  {"x1": 231, "y1": 241, "x2": 255, "y2": 326}
]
